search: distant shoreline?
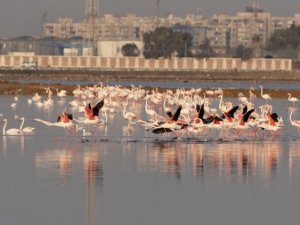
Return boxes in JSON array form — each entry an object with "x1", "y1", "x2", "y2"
[
  {"x1": 0, "y1": 68, "x2": 300, "y2": 97},
  {"x1": 1, "y1": 68, "x2": 300, "y2": 82}
]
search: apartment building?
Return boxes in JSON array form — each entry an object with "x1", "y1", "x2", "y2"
[{"x1": 39, "y1": 9, "x2": 300, "y2": 56}]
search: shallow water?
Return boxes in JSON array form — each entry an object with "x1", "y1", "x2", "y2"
[{"x1": 1, "y1": 95, "x2": 300, "y2": 225}]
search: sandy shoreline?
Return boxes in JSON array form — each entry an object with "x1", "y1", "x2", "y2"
[{"x1": 0, "y1": 68, "x2": 300, "y2": 97}]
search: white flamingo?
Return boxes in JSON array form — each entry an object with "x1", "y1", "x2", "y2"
[
  {"x1": 123, "y1": 100, "x2": 136, "y2": 127},
  {"x1": 288, "y1": 93, "x2": 298, "y2": 107},
  {"x1": 56, "y1": 89, "x2": 67, "y2": 97},
  {"x1": 2, "y1": 119, "x2": 22, "y2": 135},
  {"x1": 289, "y1": 109, "x2": 300, "y2": 137},
  {"x1": 18, "y1": 117, "x2": 35, "y2": 133},
  {"x1": 259, "y1": 85, "x2": 271, "y2": 104},
  {"x1": 145, "y1": 95, "x2": 159, "y2": 120}
]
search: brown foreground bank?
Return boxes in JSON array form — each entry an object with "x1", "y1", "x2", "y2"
[{"x1": 0, "y1": 68, "x2": 300, "y2": 97}]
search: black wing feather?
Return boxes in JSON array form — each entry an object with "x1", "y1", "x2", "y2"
[
  {"x1": 166, "y1": 111, "x2": 173, "y2": 118},
  {"x1": 66, "y1": 113, "x2": 73, "y2": 120},
  {"x1": 242, "y1": 105, "x2": 248, "y2": 115},
  {"x1": 196, "y1": 104, "x2": 201, "y2": 113},
  {"x1": 198, "y1": 104, "x2": 205, "y2": 119},
  {"x1": 242, "y1": 109, "x2": 255, "y2": 123},
  {"x1": 152, "y1": 127, "x2": 173, "y2": 134},
  {"x1": 227, "y1": 105, "x2": 239, "y2": 118},
  {"x1": 270, "y1": 113, "x2": 279, "y2": 122},
  {"x1": 92, "y1": 99, "x2": 104, "y2": 116},
  {"x1": 172, "y1": 105, "x2": 182, "y2": 121}
]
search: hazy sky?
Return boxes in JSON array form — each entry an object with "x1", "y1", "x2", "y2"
[{"x1": 1, "y1": 0, "x2": 300, "y2": 38}]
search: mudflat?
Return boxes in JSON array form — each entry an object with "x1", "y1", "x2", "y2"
[{"x1": 1, "y1": 68, "x2": 300, "y2": 97}]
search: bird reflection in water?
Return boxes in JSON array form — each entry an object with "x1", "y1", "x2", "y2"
[
  {"x1": 1, "y1": 135, "x2": 25, "y2": 157},
  {"x1": 2, "y1": 136, "x2": 7, "y2": 156},
  {"x1": 189, "y1": 142, "x2": 282, "y2": 182},
  {"x1": 84, "y1": 151, "x2": 103, "y2": 187},
  {"x1": 137, "y1": 142, "x2": 188, "y2": 182},
  {"x1": 135, "y1": 141, "x2": 282, "y2": 183},
  {"x1": 34, "y1": 146, "x2": 75, "y2": 181},
  {"x1": 289, "y1": 141, "x2": 300, "y2": 177},
  {"x1": 84, "y1": 151, "x2": 103, "y2": 225}
]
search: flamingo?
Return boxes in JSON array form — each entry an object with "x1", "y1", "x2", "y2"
[
  {"x1": 150, "y1": 105, "x2": 186, "y2": 134},
  {"x1": 2, "y1": 119, "x2": 22, "y2": 135},
  {"x1": 289, "y1": 109, "x2": 300, "y2": 137},
  {"x1": 123, "y1": 100, "x2": 137, "y2": 127},
  {"x1": 84, "y1": 99, "x2": 104, "y2": 120},
  {"x1": 163, "y1": 95, "x2": 171, "y2": 114},
  {"x1": 288, "y1": 93, "x2": 298, "y2": 107},
  {"x1": 259, "y1": 85, "x2": 271, "y2": 104},
  {"x1": 32, "y1": 93, "x2": 42, "y2": 102},
  {"x1": 145, "y1": 94, "x2": 159, "y2": 121},
  {"x1": 18, "y1": 117, "x2": 35, "y2": 133},
  {"x1": 56, "y1": 89, "x2": 67, "y2": 97},
  {"x1": 33, "y1": 118, "x2": 74, "y2": 128},
  {"x1": 57, "y1": 111, "x2": 73, "y2": 123}
]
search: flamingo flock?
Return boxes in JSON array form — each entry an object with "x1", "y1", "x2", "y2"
[{"x1": 1, "y1": 84, "x2": 300, "y2": 141}]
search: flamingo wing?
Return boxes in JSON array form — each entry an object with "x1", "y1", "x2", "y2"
[
  {"x1": 242, "y1": 105, "x2": 248, "y2": 115},
  {"x1": 202, "y1": 116, "x2": 215, "y2": 124},
  {"x1": 242, "y1": 109, "x2": 255, "y2": 123},
  {"x1": 227, "y1": 105, "x2": 239, "y2": 118},
  {"x1": 92, "y1": 99, "x2": 104, "y2": 116},
  {"x1": 270, "y1": 113, "x2": 279, "y2": 122},
  {"x1": 196, "y1": 104, "x2": 201, "y2": 113},
  {"x1": 152, "y1": 127, "x2": 173, "y2": 134},
  {"x1": 166, "y1": 111, "x2": 173, "y2": 118},
  {"x1": 172, "y1": 105, "x2": 182, "y2": 121},
  {"x1": 198, "y1": 104, "x2": 205, "y2": 119},
  {"x1": 66, "y1": 113, "x2": 73, "y2": 120}
]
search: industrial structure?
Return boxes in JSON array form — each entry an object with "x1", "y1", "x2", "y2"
[{"x1": 84, "y1": 0, "x2": 99, "y2": 55}]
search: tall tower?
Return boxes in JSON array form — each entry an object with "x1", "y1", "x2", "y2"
[
  {"x1": 85, "y1": 0, "x2": 99, "y2": 55},
  {"x1": 155, "y1": 0, "x2": 161, "y2": 27},
  {"x1": 85, "y1": 0, "x2": 99, "y2": 19}
]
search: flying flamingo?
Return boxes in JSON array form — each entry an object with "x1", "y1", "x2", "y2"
[
  {"x1": 84, "y1": 100, "x2": 104, "y2": 120},
  {"x1": 33, "y1": 118, "x2": 74, "y2": 128}
]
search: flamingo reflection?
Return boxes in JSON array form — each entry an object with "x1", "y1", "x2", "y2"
[{"x1": 134, "y1": 141, "x2": 282, "y2": 182}]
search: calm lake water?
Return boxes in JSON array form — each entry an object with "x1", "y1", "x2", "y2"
[{"x1": 1, "y1": 94, "x2": 300, "y2": 225}]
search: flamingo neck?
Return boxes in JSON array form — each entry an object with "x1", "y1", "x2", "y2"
[
  {"x1": 145, "y1": 96, "x2": 149, "y2": 112},
  {"x1": 289, "y1": 110, "x2": 293, "y2": 123},
  {"x1": 3, "y1": 120, "x2": 7, "y2": 135},
  {"x1": 19, "y1": 118, "x2": 25, "y2": 130},
  {"x1": 104, "y1": 111, "x2": 108, "y2": 123},
  {"x1": 123, "y1": 103, "x2": 127, "y2": 117},
  {"x1": 219, "y1": 93, "x2": 223, "y2": 108},
  {"x1": 163, "y1": 97, "x2": 167, "y2": 110}
]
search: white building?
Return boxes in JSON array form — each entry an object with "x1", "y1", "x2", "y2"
[{"x1": 97, "y1": 40, "x2": 143, "y2": 57}]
